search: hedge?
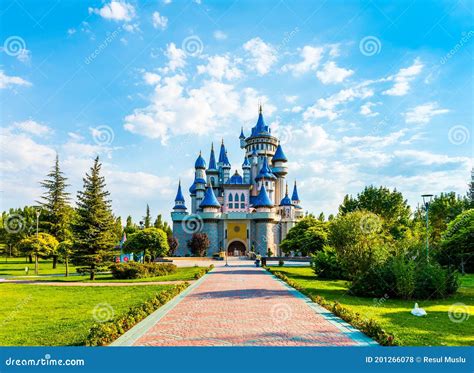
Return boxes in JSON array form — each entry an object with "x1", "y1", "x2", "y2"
[
  {"x1": 109, "y1": 262, "x2": 177, "y2": 279},
  {"x1": 267, "y1": 268, "x2": 396, "y2": 346}
]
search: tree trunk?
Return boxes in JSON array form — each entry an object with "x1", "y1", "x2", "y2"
[
  {"x1": 461, "y1": 257, "x2": 465, "y2": 275},
  {"x1": 65, "y1": 258, "x2": 69, "y2": 277},
  {"x1": 35, "y1": 255, "x2": 39, "y2": 275},
  {"x1": 90, "y1": 264, "x2": 95, "y2": 281},
  {"x1": 52, "y1": 255, "x2": 57, "y2": 269},
  {"x1": 29, "y1": 255, "x2": 33, "y2": 263}
]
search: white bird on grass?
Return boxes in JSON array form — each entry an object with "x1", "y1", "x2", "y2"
[{"x1": 411, "y1": 303, "x2": 427, "y2": 317}]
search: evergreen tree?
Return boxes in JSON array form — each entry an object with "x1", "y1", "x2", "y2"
[
  {"x1": 124, "y1": 215, "x2": 138, "y2": 235},
  {"x1": 468, "y1": 169, "x2": 474, "y2": 207},
  {"x1": 113, "y1": 216, "x2": 123, "y2": 241},
  {"x1": 38, "y1": 155, "x2": 72, "y2": 268},
  {"x1": 153, "y1": 214, "x2": 173, "y2": 238},
  {"x1": 144, "y1": 204, "x2": 151, "y2": 228},
  {"x1": 72, "y1": 157, "x2": 117, "y2": 280},
  {"x1": 153, "y1": 214, "x2": 163, "y2": 229},
  {"x1": 318, "y1": 212, "x2": 325, "y2": 222}
]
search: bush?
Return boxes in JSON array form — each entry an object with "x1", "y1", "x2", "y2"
[
  {"x1": 392, "y1": 256, "x2": 415, "y2": 299},
  {"x1": 413, "y1": 261, "x2": 459, "y2": 299},
  {"x1": 109, "y1": 262, "x2": 177, "y2": 279},
  {"x1": 311, "y1": 246, "x2": 346, "y2": 279},
  {"x1": 349, "y1": 262, "x2": 395, "y2": 298},
  {"x1": 85, "y1": 283, "x2": 188, "y2": 346},
  {"x1": 278, "y1": 260, "x2": 284, "y2": 267}
]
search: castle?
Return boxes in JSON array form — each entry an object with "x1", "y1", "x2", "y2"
[{"x1": 171, "y1": 106, "x2": 303, "y2": 257}]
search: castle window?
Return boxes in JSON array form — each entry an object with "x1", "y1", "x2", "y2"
[
  {"x1": 228, "y1": 194, "x2": 233, "y2": 202},
  {"x1": 240, "y1": 203, "x2": 245, "y2": 209},
  {"x1": 241, "y1": 192, "x2": 245, "y2": 202},
  {"x1": 228, "y1": 203, "x2": 233, "y2": 209},
  {"x1": 234, "y1": 193, "x2": 239, "y2": 202},
  {"x1": 210, "y1": 177, "x2": 215, "y2": 186}
]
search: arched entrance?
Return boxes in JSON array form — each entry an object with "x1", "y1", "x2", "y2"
[{"x1": 227, "y1": 240, "x2": 246, "y2": 256}]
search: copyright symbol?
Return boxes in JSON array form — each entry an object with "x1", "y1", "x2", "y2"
[{"x1": 416, "y1": 357, "x2": 421, "y2": 363}]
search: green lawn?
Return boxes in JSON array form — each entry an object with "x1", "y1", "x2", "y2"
[
  {"x1": 269, "y1": 266, "x2": 473, "y2": 346},
  {"x1": 0, "y1": 283, "x2": 175, "y2": 346},
  {"x1": 0, "y1": 258, "x2": 76, "y2": 276}
]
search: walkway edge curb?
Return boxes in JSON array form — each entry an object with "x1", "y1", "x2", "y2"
[
  {"x1": 262, "y1": 269, "x2": 378, "y2": 347},
  {"x1": 110, "y1": 268, "x2": 213, "y2": 347}
]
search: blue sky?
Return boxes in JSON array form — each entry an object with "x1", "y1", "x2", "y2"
[{"x1": 1, "y1": 0, "x2": 472, "y2": 222}]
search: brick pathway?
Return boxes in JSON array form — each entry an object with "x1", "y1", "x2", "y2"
[{"x1": 125, "y1": 265, "x2": 375, "y2": 346}]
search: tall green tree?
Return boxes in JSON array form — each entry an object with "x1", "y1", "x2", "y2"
[
  {"x1": 124, "y1": 215, "x2": 138, "y2": 235},
  {"x1": 72, "y1": 157, "x2": 117, "y2": 280},
  {"x1": 57, "y1": 240, "x2": 74, "y2": 277},
  {"x1": 154, "y1": 214, "x2": 172, "y2": 238},
  {"x1": 38, "y1": 155, "x2": 73, "y2": 268},
  {"x1": 18, "y1": 233, "x2": 58, "y2": 275},
  {"x1": 280, "y1": 216, "x2": 328, "y2": 256},
  {"x1": 144, "y1": 204, "x2": 151, "y2": 228},
  {"x1": 339, "y1": 186, "x2": 411, "y2": 240}
]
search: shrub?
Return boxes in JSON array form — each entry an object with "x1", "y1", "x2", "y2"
[
  {"x1": 311, "y1": 246, "x2": 346, "y2": 279},
  {"x1": 413, "y1": 261, "x2": 459, "y2": 299},
  {"x1": 109, "y1": 262, "x2": 177, "y2": 279},
  {"x1": 392, "y1": 256, "x2": 416, "y2": 299},
  {"x1": 85, "y1": 283, "x2": 188, "y2": 346},
  {"x1": 278, "y1": 260, "x2": 284, "y2": 267},
  {"x1": 349, "y1": 262, "x2": 395, "y2": 298}
]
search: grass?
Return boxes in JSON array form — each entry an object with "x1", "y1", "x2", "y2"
[
  {"x1": 269, "y1": 266, "x2": 474, "y2": 346},
  {"x1": 9, "y1": 266, "x2": 205, "y2": 283},
  {"x1": 0, "y1": 258, "x2": 76, "y2": 276},
  {"x1": 0, "y1": 284, "x2": 175, "y2": 346}
]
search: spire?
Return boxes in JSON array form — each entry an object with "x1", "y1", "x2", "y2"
[
  {"x1": 242, "y1": 156, "x2": 251, "y2": 168},
  {"x1": 200, "y1": 184, "x2": 221, "y2": 208},
  {"x1": 222, "y1": 150, "x2": 231, "y2": 168},
  {"x1": 280, "y1": 183, "x2": 292, "y2": 206},
  {"x1": 291, "y1": 181, "x2": 300, "y2": 202},
  {"x1": 173, "y1": 180, "x2": 187, "y2": 210},
  {"x1": 250, "y1": 102, "x2": 270, "y2": 136},
  {"x1": 272, "y1": 142, "x2": 288, "y2": 162},
  {"x1": 239, "y1": 127, "x2": 245, "y2": 139},
  {"x1": 259, "y1": 102, "x2": 262, "y2": 114},
  {"x1": 194, "y1": 151, "x2": 206, "y2": 169},
  {"x1": 253, "y1": 184, "x2": 273, "y2": 208},
  {"x1": 218, "y1": 140, "x2": 226, "y2": 163},
  {"x1": 255, "y1": 156, "x2": 276, "y2": 181},
  {"x1": 208, "y1": 143, "x2": 217, "y2": 170}
]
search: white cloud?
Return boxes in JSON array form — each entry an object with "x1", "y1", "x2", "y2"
[
  {"x1": 152, "y1": 11, "x2": 168, "y2": 30},
  {"x1": 304, "y1": 85, "x2": 373, "y2": 121},
  {"x1": 197, "y1": 55, "x2": 242, "y2": 81},
  {"x1": 67, "y1": 28, "x2": 76, "y2": 35},
  {"x1": 393, "y1": 150, "x2": 470, "y2": 166},
  {"x1": 359, "y1": 102, "x2": 379, "y2": 117},
  {"x1": 13, "y1": 120, "x2": 51, "y2": 137},
  {"x1": 403, "y1": 102, "x2": 449, "y2": 124},
  {"x1": 213, "y1": 30, "x2": 227, "y2": 40},
  {"x1": 243, "y1": 37, "x2": 277, "y2": 75},
  {"x1": 143, "y1": 72, "x2": 161, "y2": 85},
  {"x1": 159, "y1": 43, "x2": 187, "y2": 73},
  {"x1": 383, "y1": 58, "x2": 423, "y2": 96},
  {"x1": 282, "y1": 46, "x2": 324, "y2": 76},
  {"x1": 291, "y1": 106, "x2": 303, "y2": 113},
  {"x1": 89, "y1": 1, "x2": 136, "y2": 21},
  {"x1": 284, "y1": 95, "x2": 298, "y2": 104},
  {"x1": 0, "y1": 70, "x2": 31, "y2": 89},
  {"x1": 316, "y1": 61, "x2": 354, "y2": 84}
]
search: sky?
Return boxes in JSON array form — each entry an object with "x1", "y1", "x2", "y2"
[{"x1": 0, "y1": 0, "x2": 472, "y2": 224}]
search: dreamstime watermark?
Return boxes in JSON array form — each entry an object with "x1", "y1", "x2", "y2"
[
  {"x1": 181, "y1": 35, "x2": 204, "y2": 57},
  {"x1": 5, "y1": 354, "x2": 85, "y2": 367},
  {"x1": 91, "y1": 125, "x2": 115, "y2": 146},
  {"x1": 359, "y1": 213, "x2": 382, "y2": 234},
  {"x1": 181, "y1": 214, "x2": 204, "y2": 234},
  {"x1": 3, "y1": 213, "x2": 26, "y2": 234},
  {"x1": 276, "y1": 126, "x2": 293, "y2": 145},
  {"x1": 3, "y1": 35, "x2": 26, "y2": 57},
  {"x1": 84, "y1": 26, "x2": 123, "y2": 65},
  {"x1": 270, "y1": 303, "x2": 292, "y2": 323},
  {"x1": 448, "y1": 125, "x2": 470, "y2": 145},
  {"x1": 372, "y1": 293, "x2": 389, "y2": 307},
  {"x1": 92, "y1": 303, "x2": 115, "y2": 323},
  {"x1": 275, "y1": 27, "x2": 300, "y2": 53},
  {"x1": 0, "y1": 295, "x2": 32, "y2": 328},
  {"x1": 440, "y1": 31, "x2": 473, "y2": 65},
  {"x1": 359, "y1": 36, "x2": 382, "y2": 56},
  {"x1": 448, "y1": 303, "x2": 470, "y2": 323}
]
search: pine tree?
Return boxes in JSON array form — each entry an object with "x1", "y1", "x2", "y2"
[
  {"x1": 72, "y1": 156, "x2": 117, "y2": 280},
  {"x1": 38, "y1": 155, "x2": 72, "y2": 268},
  {"x1": 144, "y1": 204, "x2": 151, "y2": 228},
  {"x1": 468, "y1": 168, "x2": 474, "y2": 207},
  {"x1": 124, "y1": 215, "x2": 138, "y2": 235},
  {"x1": 153, "y1": 214, "x2": 163, "y2": 229}
]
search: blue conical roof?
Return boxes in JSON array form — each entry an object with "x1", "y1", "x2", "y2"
[
  {"x1": 226, "y1": 170, "x2": 243, "y2": 184},
  {"x1": 253, "y1": 184, "x2": 273, "y2": 208},
  {"x1": 280, "y1": 185, "x2": 292, "y2": 206},
  {"x1": 218, "y1": 140, "x2": 226, "y2": 163},
  {"x1": 200, "y1": 185, "x2": 221, "y2": 208},
  {"x1": 250, "y1": 105, "x2": 271, "y2": 137},
  {"x1": 272, "y1": 143, "x2": 288, "y2": 162},
  {"x1": 175, "y1": 181, "x2": 185, "y2": 202},
  {"x1": 255, "y1": 157, "x2": 277, "y2": 181},
  {"x1": 208, "y1": 144, "x2": 217, "y2": 170},
  {"x1": 195, "y1": 151, "x2": 206, "y2": 169},
  {"x1": 291, "y1": 181, "x2": 300, "y2": 202},
  {"x1": 239, "y1": 127, "x2": 245, "y2": 139},
  {"x1": 242, "y1": 156, "x2": 250, "y2": 168}
]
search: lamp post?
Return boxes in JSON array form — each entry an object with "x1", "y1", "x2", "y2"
[
  {"x1": 34, "y1": 207, "x2": 42, "y2": 239},
  {"x1": 421, "y1": 194, "x2": 433, "y2": 261},
  {"x1": 224, "y1": 249, "x2": 229, "y2": 267}
]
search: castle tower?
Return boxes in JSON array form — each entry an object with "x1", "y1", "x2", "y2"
[
  {"x1": 199, "y1": 185, "x2": 221, "y2": 255},
  {"x1": 217, "y1": 140, "x2": 232, "y2": 184},
  {"x1": 193, "y1": 151, "x2": 207, "y2": 211},
  {"x1": 206, "y1": 143, "x2": 219, "y2": 188},
  {"x1": 272, "y1": 142, "x2": 288, "y2": 203},
  {"x1": 242, "y1": 156, "x2": 251, "y2": 184},
  {"x1": 253, "y1": 184, "x2": 276, "y2": 256},
  {"x1": 172, "y1": 180, "x2": 187, "y2": 212},
  {"x1": 222, "y1": 151, "x2": 231, "y2": 183},
  {"x1": 255, "y1": 156, "x2": 277, "y2": 202},
  {"x1": 239, "y1": 127, "x2": 246, "y2": 149}
]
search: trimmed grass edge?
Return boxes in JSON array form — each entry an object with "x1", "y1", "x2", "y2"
[
  {"x1": 84, "y1": 265, "x2": 214, "y2": 346},
  {"x1": 266, "y1": 267, "x2": 396, "y2": 346}
]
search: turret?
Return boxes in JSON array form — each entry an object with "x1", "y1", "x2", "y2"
[
  {"x1": 200, "y1": 184, "x2": 221, "y2": 212},
  {"x1": 291, "y1": 181, "x2": 301, "y2": 207},
  {"x1": 193, "y1": 151, "x2": 207, "y2": 210},
  {"x1": 206, "y1": 143, "x2": 219, "y2": 188},
  {"x1": 239, "y1": 127, "x2": 246, "y2": 149},
  {"x1": 255, "y1": 156, "x2": 277, "y2": 202},
  {"x1": 253, "y1": 184, "x2": 273, "y2": 211},
  {"x1": 173, "y1": 180, "x2": 187, "y2": 211},
  {"x1": 242, "y1": 156, "x2": 251, "y2": 184},
  {"x1": 222, "y1": 151, "x2": 231, "y2": 183},
  {"x1": 272, "y1": 142, "x2": 288, "y2": 203}
]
